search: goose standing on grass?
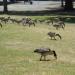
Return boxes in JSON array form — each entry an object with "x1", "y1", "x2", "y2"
[{"x1": 34, "y1": 48, "x2": 57, "y2": 61}]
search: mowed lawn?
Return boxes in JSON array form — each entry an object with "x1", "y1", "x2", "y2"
[{"x1": 0, "y1": 16, "x2": 75, "y2": 75}]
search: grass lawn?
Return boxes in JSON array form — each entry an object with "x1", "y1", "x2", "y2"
[{"x1": 0, "y1": 15, "x2": 75, "y2": 75}]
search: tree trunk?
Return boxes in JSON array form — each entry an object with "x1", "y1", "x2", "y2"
[
  {"x1": 3, "y1": 0, "x2": 8, "y2": 13},
  {"x1": 61, "y1": 0, "x2": 64, "y2": 7},
  {"x1": 65, "y1": 0, "x2": 73, "y2": 10}
]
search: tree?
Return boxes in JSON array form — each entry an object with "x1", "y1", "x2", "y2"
[
  {"x1": 61, "y1": 0, "x2": 64, "y2": 7},
  {"x1": 64, "y1": 0, "x2": 73, "y2": 10},
  {"x1": 3, "y1": 0, "x2": 8, "y2": 13}
]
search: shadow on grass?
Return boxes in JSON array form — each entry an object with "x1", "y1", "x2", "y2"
[
  {"x1": 35, "y1": 59, "x2": 51, "y2": 61},
  {"x1": 5, "y1": 10, "x2": 75, "y2": 16},
  {"x1": 39, "y1": 59, "x2": 51, "y2": 61},
  {"x1": 37, "y1": 58, "x2": 57, "y2": 61}
]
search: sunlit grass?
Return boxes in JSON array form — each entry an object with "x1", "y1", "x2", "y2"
[{"x1": 0, "y1": 16, "x2": 75, "y2": 75}]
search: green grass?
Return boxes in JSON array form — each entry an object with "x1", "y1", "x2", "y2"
[{"x1": 0, "y1": 16, "x2": 75, "y2": 75}]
